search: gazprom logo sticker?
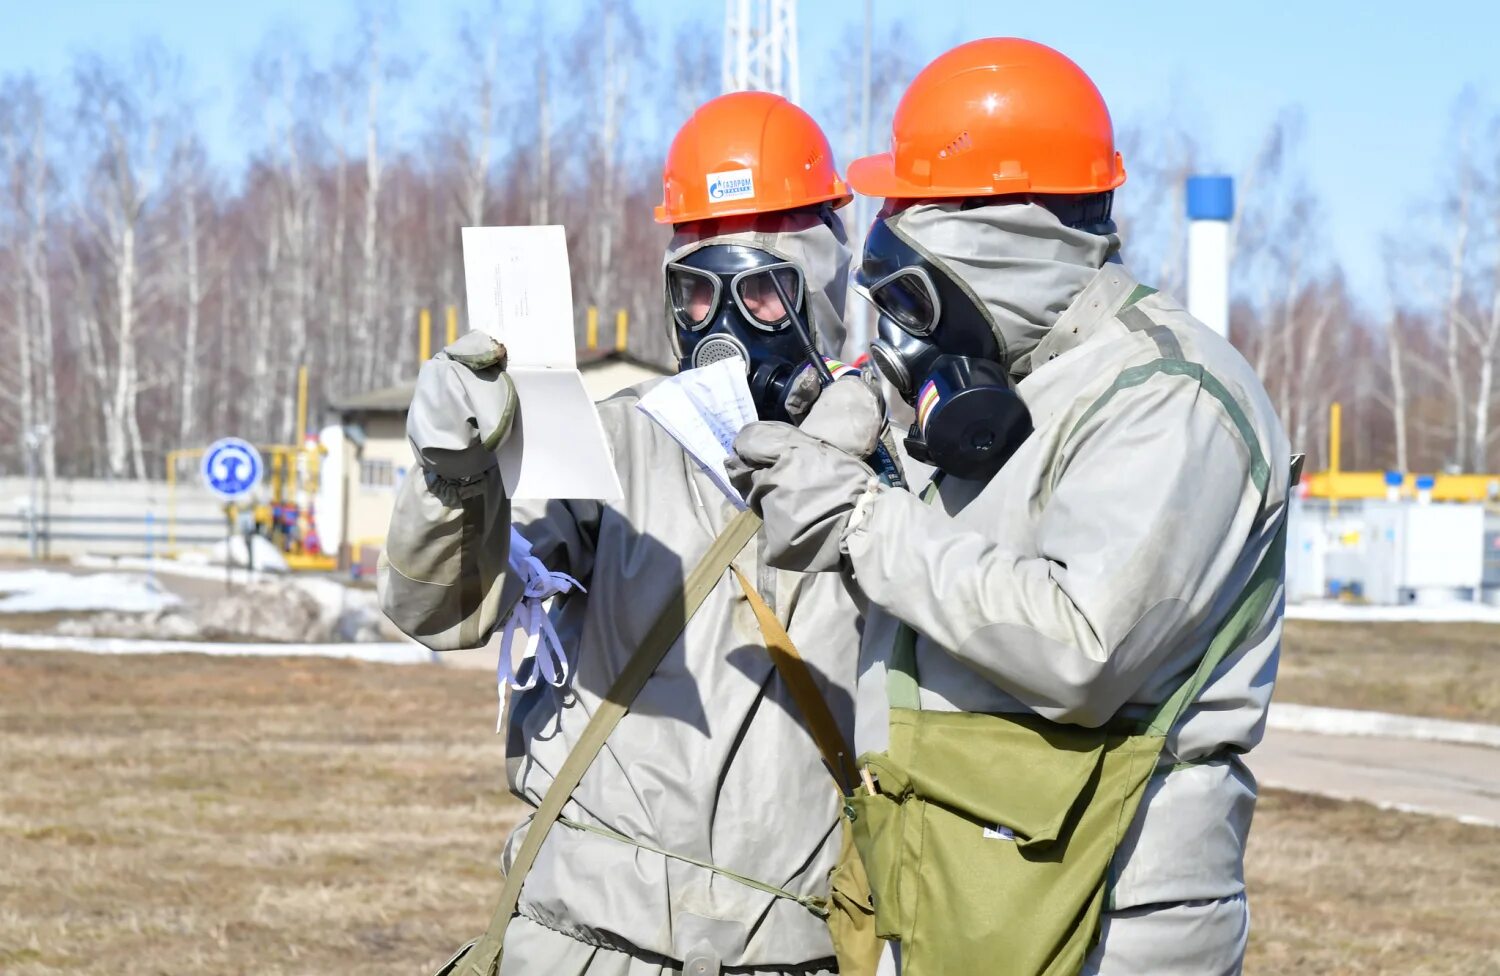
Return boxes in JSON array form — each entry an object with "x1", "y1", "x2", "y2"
[{"x1": 706, "y1": 168, "x2": 756, "y2": 203}]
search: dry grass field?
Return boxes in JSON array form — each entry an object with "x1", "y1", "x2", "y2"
[
  {"x1": 1, "y1": 649, "x2": 1497, "y2": 975},
  {"x1": 1246, "y1": 791, "x2": 1500, "y2": 974},
  {"x1": 0, "y1": 650, "x2": 518, "y2": 975},
  {"x1": 1277, "y1": 619, "x2": 1500, "y2": 723}
]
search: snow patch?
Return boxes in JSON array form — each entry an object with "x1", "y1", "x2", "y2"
[
  {"x1": 50, "y1": 578, "x2": 390, "y2": 644},
  {"x1": 0, "y1": 630, "x2": 433, "y2": 665},
  {"x1": 1287, "y1": 601, "x2": 1500, "y2": 624},
  {"x1": 208, "y1": 535, "x2": 289, "y2": 573},
  {"x1": 0, "y1": 570, "x2": 181, "y2": 614}
]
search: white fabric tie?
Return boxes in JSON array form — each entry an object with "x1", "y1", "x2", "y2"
[{"x1": 496, "y1": 527, "x2": 585, "y2": 728}]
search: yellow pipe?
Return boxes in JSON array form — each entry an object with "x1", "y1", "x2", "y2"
[
  {"x1": 295, "y1": 364, "x2": 308, "y2": 443},
  {"x1": 1329, "y1": 402, "x2": 1342, "y2": 477},
  {"x1": 1305, "y1": 470, "x2": 1500, "y2": 503},
  {"x1": 166, "y1": 450, "x2": 179, "y2": 551},
  {"x1": 419, "y1": 307, "x2": 432, "y2": 363},
  {"x1": 304, "y1": 436, "x2": 322, "y2": 554},
  {"x1": 283, "y1": 446, "x2": 293, "y2": 506},
  {"x1": 586, "y1": 306, "x2": 598, "y2": 350},
  {"x1": 446, "y1": 305, "x2": 458, "y2": 346},
  {"x1": 1328, "y1": 402, "x2": 1342, "y2": 516},
  {"x1": 615, "y1": 309, "x2": 628, "y2": 352}
]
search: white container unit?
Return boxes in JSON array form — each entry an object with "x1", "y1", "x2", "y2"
[
  {"x1": 1284, "y1": 498, "x2": 1328, "y2": 601},
  {"x1": 1359, "y1": 502, "x2": 1485, "y2": 605}
]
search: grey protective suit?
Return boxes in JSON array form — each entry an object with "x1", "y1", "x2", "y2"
[
  {"x1": 733, "y1": 202, "x2": 1291, "y2": 975},
  {"x1": 378, "y1": 216, "x2": 867, "y2": 976}
]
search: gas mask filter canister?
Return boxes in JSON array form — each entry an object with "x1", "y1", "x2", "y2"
[{"x1": 857, "y1": 218, "x2": 1032, "y2": 481}]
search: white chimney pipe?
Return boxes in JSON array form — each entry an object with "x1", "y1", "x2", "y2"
[{"x1": 1186, "y1": 175, "x2": 1234, "y2": 339}]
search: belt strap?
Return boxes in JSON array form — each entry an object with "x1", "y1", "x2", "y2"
[
  {"x1": 733, "y1": 568, "x2": 857, "y2": 794},
  {"x1": 458, "y1": 507, "x2": 764, "y2": 976},
  {"x1": 556, "y1": 815, "x2": 830, "y2": 918}
]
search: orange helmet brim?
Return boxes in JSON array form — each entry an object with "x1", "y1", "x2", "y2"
[
  {"x1": 655, "y1": 187, "x2": 854, "y2": 226},
  {"x1": 847, "y1": 152, "x2": 933, "y2": 199},
  {"x1": 848, "y1": 151, "x2": 1125, "y2": 200}
]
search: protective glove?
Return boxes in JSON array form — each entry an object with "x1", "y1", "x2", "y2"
[
  {"x1": 728, "y1": 376, "x2": 885, "y2": 573},
  {"x1": 407, "y1": 331, "x2": 517, "y2": 498},
  {"x1": 781, "y1": 361, "x2": 825, "y2": 422}
]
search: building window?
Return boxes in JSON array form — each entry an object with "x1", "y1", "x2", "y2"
[{"x1": 361, "y1": 459, "x2": 395, "y2": 488}]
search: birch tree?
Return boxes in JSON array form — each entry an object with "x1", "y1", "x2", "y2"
[
  {"x1": 170, "y1": 138, "x2": 210, "y2": 446},
  {"x1": 23, "y1": 85, "x2": 57, "y2": 484},
  {"x1": 1441, "y1": 133, "x2": 1473, "y2": 468},
  {"x1": 72, "y1": 47, "x2": 179, "y2": 478},
  {"x1": 450, "y1": 5, "x2": 503, "y2": 229},
  {"x1": 1113, "y1": 114, "x2": 1201, "y2": 298},
  {"x1": 357, "y1": 11, "x2": 385, "y2": 389},
  {"x1": 1379, "y1": 246, "x2": 1412, "y2": 474},
  {"x1": 0, "y1": 11, "x2": 1446, "y2": 481},
  {"x1": 251, "y1": 42, "x2": 319, "y2": 440},
  {"x1": 573, "y1": 0, "x2": 643, "y2": 350},
  {"x1": 0, "y1": 85, "x2": 36, "y2": 464},
  {"x1": 531, "y1": 2, "x2": 553, "y2": 228}
]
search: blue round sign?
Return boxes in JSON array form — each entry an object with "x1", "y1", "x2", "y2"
[{"x1": 201, "y1": 438, "x2": 264, "y2": 500}]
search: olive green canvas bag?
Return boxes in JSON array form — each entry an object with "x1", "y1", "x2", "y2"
[{"x1": 846, "y1": 502, "x2": 1288, "y2": 976}]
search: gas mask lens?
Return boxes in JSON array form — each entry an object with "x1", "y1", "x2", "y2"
[
  {"x1": 732, "y1": 264, "x2": 803, "y2": 330},
  {"x1": 866, "y1": 267, "x2": 940, "y2": 336},
  {"x1": 666, "y1": 264, "x2": 720, "y2": 330}
]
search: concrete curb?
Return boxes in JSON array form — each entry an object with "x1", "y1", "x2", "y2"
[
  {"x1": 1267, "y1": 702, "x2": 1500, "y2": 749},
  {"x1": 1255, "y1": 777, "x2": 1500, "y2": 829},
  {"x1": 0, "y1": 631, "x2": 436, "y2": 666}
]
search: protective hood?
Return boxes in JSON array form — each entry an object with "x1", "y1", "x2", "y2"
[
  {"x1": 664, "y1": 209, "x2": 851, "y2": 358},
  {"x1": 884, "y1": 201, "x2": 1119, "y2": 378}
]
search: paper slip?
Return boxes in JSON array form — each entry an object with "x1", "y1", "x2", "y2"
[
  {"x1": 462, "y1": 226, "x2": 624, "y2": 501},
  {"x1": 636, "y1": 358, "x2": 758, "y2": 506}
]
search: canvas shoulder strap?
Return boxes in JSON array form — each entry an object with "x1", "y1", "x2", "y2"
[
  {"x1": 1141, "y1": 511, "x2": 1288, "y2": 737},
  {"x1": 887, "y1": 476, "x2": 945, "y2": 712},
  {"x1": 454, "y1": 507, "x2": 764, "y2": 976},
  {"x1": 733, "y1": 568, "x2": 857, "y2": 794},
  {"x1": 1143, "y1": 454, "x2": 1302, "y2": 738}
]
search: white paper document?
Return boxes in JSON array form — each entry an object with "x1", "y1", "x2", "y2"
[
  {"x1": 462, "y1": 225, "x2": 623, "y2": 501},
  {"x1": 636, "y1": 358, "x2": 758, "y2": 506}
]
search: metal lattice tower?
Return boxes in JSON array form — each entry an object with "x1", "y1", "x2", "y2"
[{"x1": 722, "y1": 0, "x2": 800, "y2": 102}]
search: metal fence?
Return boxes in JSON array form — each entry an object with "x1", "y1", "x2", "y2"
[
  {"x1": 0, "y1": 512, "x2": 226, "y2": 555},
  {"x1": 0, "y1": 477, "x2": 227, "y2": 559}
]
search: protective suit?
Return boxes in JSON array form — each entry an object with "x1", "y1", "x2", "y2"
[
  {"x1": 379, "y1": 208, "x2": 874, "y2": 975},
  {"x1": 732, "y1": 197, "x2": 1290, "y2": 975}
]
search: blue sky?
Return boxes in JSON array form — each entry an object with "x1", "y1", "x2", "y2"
[{"x1": 7, "y1": 0, "x2": 1500, "y2": 301}]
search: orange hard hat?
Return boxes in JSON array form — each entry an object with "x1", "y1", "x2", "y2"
[
  {"x1": 655, "y1": 91, "x2": 852, "y2": 225},
  {"x1": 848, "y1": 38, "x2": 1125, "y2": 199}
]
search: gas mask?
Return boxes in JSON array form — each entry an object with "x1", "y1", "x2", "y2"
[
  {"x1": 665, "y1": 242, "x2": 824, "y2": 424},
  {"x1": 857, "y1": 216, "x2": 1033, "y2": 481}
]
